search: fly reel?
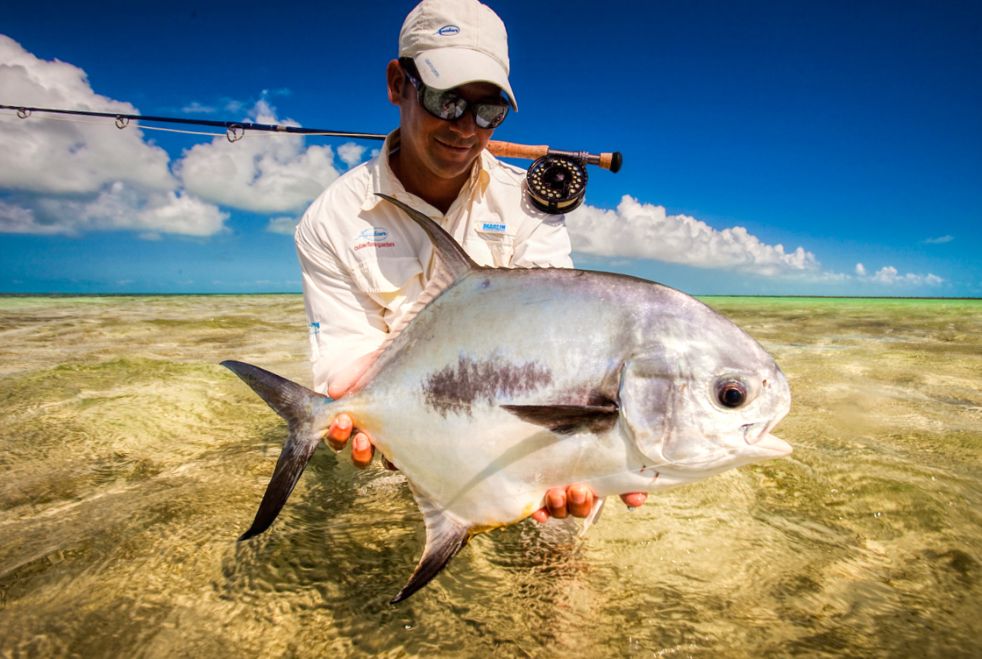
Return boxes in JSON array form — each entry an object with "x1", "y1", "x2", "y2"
[{"x1": 525, "y1": 154, "x2": 588, "y2": 214}]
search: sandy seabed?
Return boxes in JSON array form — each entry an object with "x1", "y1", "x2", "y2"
[{"x1": 0, "y1": 295, "x2": 979, "y2": 657}]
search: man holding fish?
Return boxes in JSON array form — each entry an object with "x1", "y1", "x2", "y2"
[{"x1": 294, "y1": 0, "x2": 647, "y2": 519}]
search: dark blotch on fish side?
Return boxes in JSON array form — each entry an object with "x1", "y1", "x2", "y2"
[{"x1": 423, "y1": 354, "x2": 553, "y2": 416}]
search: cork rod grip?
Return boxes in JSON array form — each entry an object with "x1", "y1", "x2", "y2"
[
  {"x1": 487, "y1": 140, "x2": 550, "y2": 161},
  {"x1": 487, "y1": 140, "x2": 622, "y2": 172}
]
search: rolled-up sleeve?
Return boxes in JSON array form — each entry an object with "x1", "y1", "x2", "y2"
[{"x1": 295, "y1": 215, "x2": 389, "y2": 393}]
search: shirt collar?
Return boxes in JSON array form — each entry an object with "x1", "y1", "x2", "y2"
[{"x1": 361, "y1": 129, "x2": 492, "y2": 212}]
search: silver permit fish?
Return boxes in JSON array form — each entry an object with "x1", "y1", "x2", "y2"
[{"x1": 223, "y1": 194, "x2": 792, "y2": 603}]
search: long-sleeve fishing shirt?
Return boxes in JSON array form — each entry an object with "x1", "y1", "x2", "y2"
[{"x1": 295, "y1": 131, "x2": 574, "y2": 394}]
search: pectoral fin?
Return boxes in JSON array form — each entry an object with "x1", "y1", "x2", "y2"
[
  {"x1": 392, "y1": 487, "x2": 471, "y2": 604},
  {"x1": 501, "y1": 403, "x2": 619, "y2": 435}
]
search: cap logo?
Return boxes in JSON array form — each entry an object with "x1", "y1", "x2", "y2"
[{"x1": 436, "y1": 24, "x2": 460, "y2": 36}]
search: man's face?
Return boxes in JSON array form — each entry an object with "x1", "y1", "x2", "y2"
[{"x1": 390, "y1": 63, "x2": 502, "y2": 184}]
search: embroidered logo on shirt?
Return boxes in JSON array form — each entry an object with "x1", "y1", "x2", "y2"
[
  {"x1": 354, "y1": 226, "x2": 396, "y2": 251},
  {"x1": 358, "y1": 227, "x2": 389, "y2": 240},
  {"x1": 480, "y1": 222, "x2": 507, "y2": 233}
]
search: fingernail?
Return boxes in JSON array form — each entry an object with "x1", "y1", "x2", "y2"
[
  {"x1": 570, "y1": 488, "x2": 586, "y2": 505},
  {"x1": 336, "y1": 416, "x2": 350, "y2": 430},
  {"x1": 548, "y1": 492, "x2": 564, "y2": 508}
]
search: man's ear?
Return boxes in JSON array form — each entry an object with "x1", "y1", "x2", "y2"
[{"x1": 386, "y1": 59, "x2": 405, "y2": 105}]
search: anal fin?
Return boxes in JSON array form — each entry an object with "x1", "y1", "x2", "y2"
[{"x1": 391, "y1": 489, "x2": 471, "y2": 604}]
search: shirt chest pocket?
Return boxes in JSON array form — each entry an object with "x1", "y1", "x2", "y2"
[
  {"x1": 349, "y1": 254, "x2": 423, "y2": 305},
  {"x1": 464, "y1": 229, "x2": 516, "y2": 268}
]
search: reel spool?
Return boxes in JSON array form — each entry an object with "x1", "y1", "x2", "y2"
[{"x1": 525, "y1": 155, "x2": 588, "y2": 214}]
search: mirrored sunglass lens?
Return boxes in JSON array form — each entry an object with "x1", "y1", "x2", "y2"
[
  {"x1": 474, "y1": 103, "x2": 508, "y2": 128},
  {"x1": 423, "y1": 88, "x2": 466, "y2": 120}
]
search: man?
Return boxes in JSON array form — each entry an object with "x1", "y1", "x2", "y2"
[{"x1": 295, "y1": 0, "x2": 646, "y2": 520}]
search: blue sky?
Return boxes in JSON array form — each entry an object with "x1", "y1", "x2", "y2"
[{"x1": 1, "y1": 0, "x2": 979, "y2": 296}]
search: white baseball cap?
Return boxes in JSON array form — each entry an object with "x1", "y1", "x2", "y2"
[{"x1": 399, "y1": 0, "x2": 518, "y2": 110}]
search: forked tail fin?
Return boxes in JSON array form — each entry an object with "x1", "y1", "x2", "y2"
[{"x1": 221, "y1": 360, "x2": 331, "y2": 540}]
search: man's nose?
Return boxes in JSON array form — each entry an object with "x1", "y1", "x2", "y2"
[{"x1": 448, "y1": 109, "x2": 478, "y2": 136}]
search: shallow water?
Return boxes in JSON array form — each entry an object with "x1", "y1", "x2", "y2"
[{"x1": 1, "y1": 295, "x2": 979, "y2": 657}]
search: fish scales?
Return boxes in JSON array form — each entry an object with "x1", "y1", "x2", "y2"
[{"x1": 223, "y1": 194, "x2": 793, "y2": 603}]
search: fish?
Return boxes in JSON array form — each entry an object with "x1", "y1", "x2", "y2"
[{"x1": 222, "y1": 194, "x2": 793, "y2": 603}]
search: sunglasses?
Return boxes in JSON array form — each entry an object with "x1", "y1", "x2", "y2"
[{"x1": 399, "y1": 58, "x2": 509, "y2": 130}]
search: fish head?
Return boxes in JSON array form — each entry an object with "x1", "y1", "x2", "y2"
[{"x1": 620, "y1": 306, "x2": 792, "y2": 481}]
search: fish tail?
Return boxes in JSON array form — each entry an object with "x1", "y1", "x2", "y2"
[{"x1": 221, "y1": 360, "x2": 332, "y2": 541}]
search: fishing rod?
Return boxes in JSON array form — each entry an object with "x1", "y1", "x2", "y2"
[{"x1": 1, "y1": 103, "x2": 622, "y2": 213}]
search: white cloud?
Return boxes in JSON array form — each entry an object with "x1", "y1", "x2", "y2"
[
  {"x1": 923, "y1": 235, "x2": 954, "y2": 245},
  {"x1": 568, "y1": 195, "x2": 819, "y2": 276},
  {"x1": 337, "y1": 142, "x2": 367, "y2": 168},
  {"x1": 0, "y1": 34, "x2": 228, "y2": 237},
  {"x1": 567, "y1": 197, "x2": 942, "y2": 288},
  {"x1": 0, "y1": 36, "x2": 174, "y2": 195},
  {"x1": 21, "y1": 182, "x2": 228, "y2": 236},
  {"x1": 266, "y1": 216, "x2": 298, "y2": 235},
  {"x1": 181, "y1": 101, "x2": 216, "y2": 114},
  {"x1": 869, "y1": 265, "x2": 943, "y2": 286},
  {"x1": 175, "y1": 100, "x2": 342, "y2": 213}
]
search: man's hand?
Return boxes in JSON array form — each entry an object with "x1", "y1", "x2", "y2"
[
  {"x1": 326, "y1": 412, "x2": 375, "y2": 468},
  {"x1": 531, "y1": 486, "x2": 647, "y2": 522},
  {"x1": 325, "y1": 352, "x2": 381, "y2": 468}
]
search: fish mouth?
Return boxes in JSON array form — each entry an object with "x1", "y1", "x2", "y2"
[
  {"x1": 741, "y1": 420, "x2": 792, "y2": 457},
  {"x1": 753, "y1": 432, "x2": 793, "y2": 457}
]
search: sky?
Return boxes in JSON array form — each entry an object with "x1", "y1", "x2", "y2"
[{"x1": 1, "y1": 0, "x2": 979, "y2": 296}]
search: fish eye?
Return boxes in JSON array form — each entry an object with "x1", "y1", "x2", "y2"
[{"x1": 716, "y1": 379, "x2": 748, "y2": 408}]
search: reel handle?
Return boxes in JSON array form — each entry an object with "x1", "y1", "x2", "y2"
[{"x1": 488, "y1": 140, "x2": 622, "y2": 173}]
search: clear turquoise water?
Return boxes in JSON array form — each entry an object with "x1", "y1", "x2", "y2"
[{"x1": 1, "y1": 295, "x2": 979, "y2": 657}]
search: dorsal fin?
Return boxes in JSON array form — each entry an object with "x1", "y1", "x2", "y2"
[
  {"x1": 371, "y1": 194, "x2": 481, "y2": 358},
  {"x1": 376, "y1": 193, "x2": 477, "y2": 281}
]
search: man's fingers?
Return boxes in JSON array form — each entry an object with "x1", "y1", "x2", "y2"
[
  {"x1": 326, "y1": 413, "x2": 353, "y2": 450},
  {"x1": 620, "y1": 492, "x2": 647, "y2": 508},
  {"x1": 545, "y1": 487, "x2": 567, "y2": 519},
  {"x1": 567, "y1": 484, "x2": 594, "y2": 518},
  {"x1": 351, "y1": 432, "x2": 374, "y2": 468},
  {"x1": 531, "y1": 508, "x2": 549, "y2": 523}
]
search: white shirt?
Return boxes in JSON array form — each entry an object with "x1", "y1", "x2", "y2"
[{"x1": 295, "y1": 131, "x2": 574, "y2": 393}]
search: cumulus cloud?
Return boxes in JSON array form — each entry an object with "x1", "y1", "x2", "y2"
[
  {"x1": 0, "y1": 34, "x2": 227, "y2": 237},
  {"x1": 566, "y1": 197, "x2": 942, "y2": 288},
  {"x1": 849, "y1": 262, "x2": 941, "y2": 286},
  {"x1": 337, "y1": 142, "x2": 367, "y2": 168},
  {"x1": 266, "y1": 216, "x2": 298, "y2": 235},
  {"x1": 175, "y1": 100, "x2": 342, "y2": 213},
  {"x1": 568, "y1": 195, "x2": 819, "y2": 276},
  {"x1": 0, "y1": 35, "x2": 174, "y2": 195},
  {"x1": 869, "y1": 266, "x2": 943, "y2": 286},
  {"x1": 5, "y1": 183, "x2": 227, "y2": 236}
]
